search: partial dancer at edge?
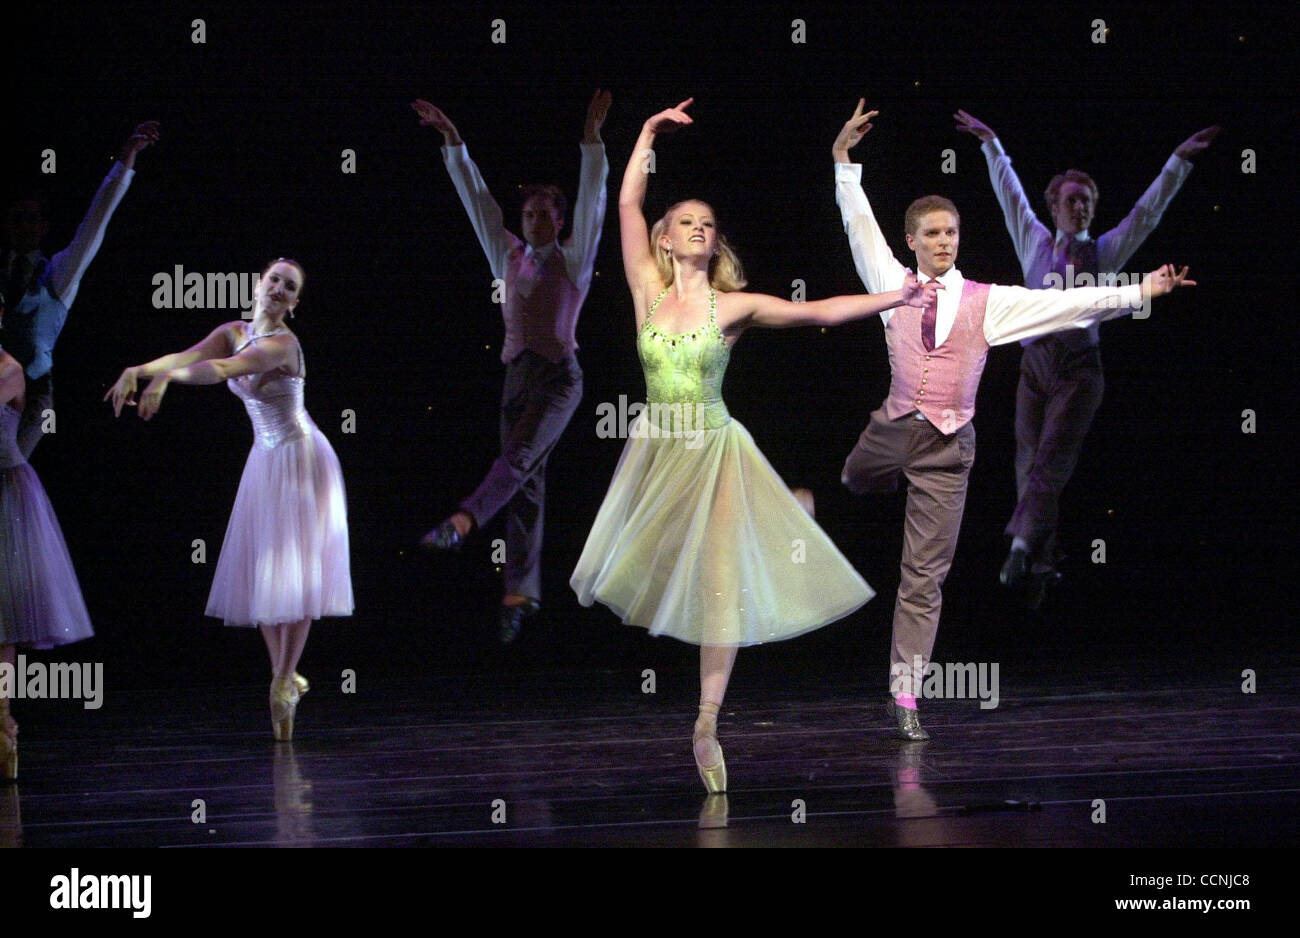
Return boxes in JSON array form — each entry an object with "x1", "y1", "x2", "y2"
[
  {"x1": 834, "y1": 100, "x2": 1195, "y2": 741},
  {"x1": 954, "y1": 110, "x2": 1218, "y2": 607},
  {"x1": 2, "y1": 121, "x2": 159, "y2": 458},
  {"x1": 573, "y1": 99, "x2": 938, "y2": 794},
  {"x1": 412, "y1": 91, "x2": 611, "y2": 644},
  {"x1": 106, "y1": 259, "x2": 353, "y2": 741},
  {"x1": 0, "y1": 297, "x2": 94, "y2": 780}
]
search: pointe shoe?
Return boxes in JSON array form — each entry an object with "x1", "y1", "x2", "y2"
[
  {"x1": 270, "y1": 677, "x2": 300, "y2": 742},
  {"x1": 693, "y1": 703, "x2": 728, "y2": 794},
  {"x1": 1, "y1": 733, "x2": 16, "y2": 782},
  {"x1": 292, "y1": 672, "x2": 309, "y2": 696}
]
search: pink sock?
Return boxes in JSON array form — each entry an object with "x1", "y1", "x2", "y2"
[{"x1": 895, "y1": 693, "x2": 918, "y2": 711}]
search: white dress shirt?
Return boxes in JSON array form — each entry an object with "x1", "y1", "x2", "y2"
[
  {"x1": 834, "y1": 162, "x2": 1144, "y2": 348},
  {"x1": 442, "y1": 142, "x2": 608, "y2": 297}
]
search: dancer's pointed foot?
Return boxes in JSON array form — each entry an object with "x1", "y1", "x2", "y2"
[
  {"x1": 698, "y1": 793, "x2": 729, "y2": 829},
  {"x1": 270, "y1": 676, "x2": 300, "y2": 742},
  {"x1": 292, "y1": 672, "x2": 309, "y2": 696},
  {"x1": 693, "y1": 702, "x2": 728, "y2": 793}
]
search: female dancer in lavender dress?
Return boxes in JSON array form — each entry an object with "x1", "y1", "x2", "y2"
[
  {"x1": 107, "y1": 259, "x2": 353, "y2": 740},
  {"x1": 1, "y1": 292, "x2": 95, "y2": 779}
]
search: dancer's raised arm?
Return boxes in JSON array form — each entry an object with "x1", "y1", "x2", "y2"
[
  {"x1": 49, "y1": 121, "x2": 160, "y2": 309},
  {"x1": 620, "y1": 99, "x2": 693, "y2": 311},
  {"x1": 833, "y1": 100, "x2": 910, "y2": 295},
  {"x1": 413, "y1": 99, "x2": 515, "y2": 281}
]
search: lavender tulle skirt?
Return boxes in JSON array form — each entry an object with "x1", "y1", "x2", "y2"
[
  {"x1": 0, "y1": 464, "x2": 94, "y2": 648},
  {"x1": 205, "y1": 424, "x2": 354, "y2": 627}
]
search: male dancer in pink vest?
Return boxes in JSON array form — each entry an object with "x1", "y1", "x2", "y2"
[
  {"x1": 833, "y1": 101, "x2": 1193, "y2": 739},
  {"x1": 954, "y1": 110, "x2": 1218, "y2": 608},
  {"x1": 413, "y1": 92, "x2": 610, "y2": 643}
]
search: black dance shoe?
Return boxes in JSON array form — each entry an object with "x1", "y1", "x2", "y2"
[
  {"x1": 498, "y1": 598, "x2": 540, "y2": 645},
  {"x1": 999, "y1": 547, "x2": 1030, "y2": 588},
  {"x1": 1024, "y1": 568, "x2": 1064, "y2": 612},
  {"x1": 885, "y1": 697, "x2": 930, "y2": 741},
  {"x1": 420, "y1": 521, "x2": 464, "y2": 552}
]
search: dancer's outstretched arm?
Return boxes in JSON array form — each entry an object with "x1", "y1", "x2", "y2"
[
  {"x1": 719, "y1": 272, "x2": 941, "y2": 330},
  {"x1": 104, "y1": 321, "x2": 238, "y2": 416},
  {"x1": 412, "y1": 99, "x2": 516, "y2": 282},
  {"x1": 985, "y1": 264, "x2": 1196, "y2": 346},
  {"x1": 107, "y1": 323, "x2": 296, "y2": 419},
  {"x1": 49, "y1": 121, "x2": 159, "y2": 309},
  {"x1": 620, "y1": 98, "x2": 694, "y2": 326}
]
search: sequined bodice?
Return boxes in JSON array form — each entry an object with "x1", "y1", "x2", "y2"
[
  {"x1": 228, "y1": 326, "x2": 313, "y2": 449},
  {"x1": 636, "y1": 289, "x2": 731, "y2": 431},
  {"x1": 0, "y1": 404, "x2": 24, "y2": 469}
]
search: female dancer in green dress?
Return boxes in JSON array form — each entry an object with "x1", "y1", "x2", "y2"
[{"x1": 571, "y1": 99, "x2": 940, "y2": 793}]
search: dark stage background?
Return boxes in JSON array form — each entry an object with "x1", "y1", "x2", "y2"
[{"x1": 6, "y1": 1, "x2": 1295, "y2": 702}]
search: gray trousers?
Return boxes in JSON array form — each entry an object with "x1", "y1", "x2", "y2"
[
  {"x1": 1004, "y1": 337, "x2": 1105, "y2": 565},
  {"x1": 460, "y1": 351, "x2": 583, "y2": 601},
  {"x1": 843, "y1": 408, "x2": 976, "y2": 694}
]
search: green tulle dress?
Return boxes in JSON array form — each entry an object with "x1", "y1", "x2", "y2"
[{"x1": 570, "y1": 289, "x2": 873, "y2": 646}]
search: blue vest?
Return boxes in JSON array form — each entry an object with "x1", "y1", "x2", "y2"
[{"x1": 5, "y1": 259, "x2": 67, "y2": 380}]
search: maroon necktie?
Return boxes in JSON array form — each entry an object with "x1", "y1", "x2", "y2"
[{"x1": 920, "y1": 279, "x2": 939, "y2": 352}]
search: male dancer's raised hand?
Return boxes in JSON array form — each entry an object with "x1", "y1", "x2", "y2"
[
  {"x1": 411, "y1": 99, "x2": 463, "y2": 146},
  {"x1": 833, "y1": 98, "x2": 878, "y2": 162},
  {"x1": 953, "y1": 109, "x2": 995, "y2": 143},
  {"x1": 584, "y1": 89, "x2": 612, "y2": 143},
  {"x1": 1175, "y1": 125, "x2": 1220, "y2": 160},
  {"x1": 118, "y1": 121, "x2": 160, "y2": 168}
]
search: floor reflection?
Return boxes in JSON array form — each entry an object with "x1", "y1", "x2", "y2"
[{"x1": 273, "y1": 744, "x2": 314, "y2": 846}]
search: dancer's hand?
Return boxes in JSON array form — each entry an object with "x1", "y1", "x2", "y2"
[
  {"x1": 644, "y1": 98, "x2": 694, "y2": 135},
  {"x1": 833, "y1": 99, "x2": 878, "y2": 162},
  {"x1": 584, "y1": 89, "x2": 613, "y2": 143},
  {"x1": 901, "y1": 270, "x2": 944, "y2": 308},
  {"x1": 104, "y1": 366, "x2": 141, "y2": 417},
  {"x1": 954, "y1": 109, "x2": 995, "y2": 142},
  {"x1": 119, "y1": 121, "x2": 160, "y2": 168},
  {"x1": 1175, "y1": 125, "x2": 1220, "y2": 160},
  {"x1": 136, "y1": 373, "x2": 171, "y2": 421},
  {"x1": 411, "y1": 100, "x2": 463, "y2": 146},
  {"x1": 1141, "y1": 264, "x2": 1197, "y2": 300}
]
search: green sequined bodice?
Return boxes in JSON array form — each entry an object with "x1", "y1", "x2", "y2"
[{"x1": 637, "y1": 289, "x2": 731, "y2": 431}]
